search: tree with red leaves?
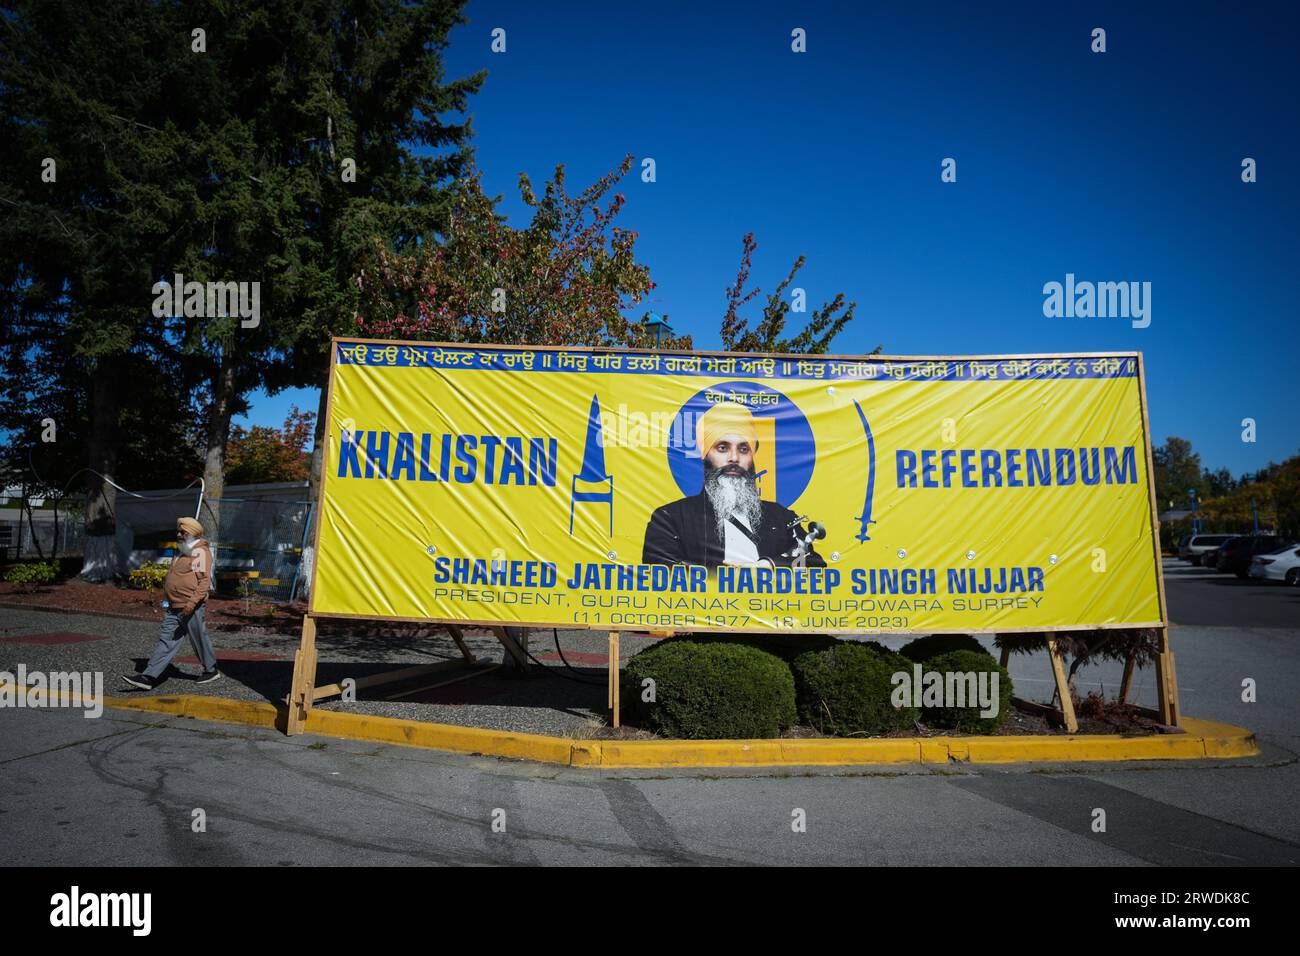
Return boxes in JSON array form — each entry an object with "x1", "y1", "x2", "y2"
[
  {"x1": 225, "y1": 407, "x2": 316, "y2": 485},
  {"x1": 355, "y1": 155, "x2": 690, "y2": 351},
  {"x1": 720, "y1": 232, "x2": 867, "y2": 355}
]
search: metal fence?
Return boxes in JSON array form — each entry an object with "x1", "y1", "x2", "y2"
[
  {"x1": 0, "y1": 500, "x2": 87, "y2": 560},
  {"x1": 119, "y1": 482, "x2": 315, "y2": 602},
  {"x1": 1, "y1": 482, "x2": 315, "y2": 602}
]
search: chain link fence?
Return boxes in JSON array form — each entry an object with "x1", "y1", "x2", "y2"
[
  {"x1": 0, "y1": 498, "x2": 87, "y2": 560},
  {"x1": 1, "y1": 482, "x2": 315, "y2": 602},
  {"x1": 121, "y1": 482, "x2": 315, "y2": 602}
]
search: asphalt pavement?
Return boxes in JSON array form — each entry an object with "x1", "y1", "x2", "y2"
[
  {"x1": 1163, "y1": 557, "x2": 1300, "y2": 628},
  {"x1": 1, "y1": 558, "x2": 1297, "y2": 865}
]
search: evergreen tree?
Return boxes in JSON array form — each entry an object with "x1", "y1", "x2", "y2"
[
  {"x1": 1, "y1": 0, "x2": 483, "y2": 577},
  {"x1": 1, "y1": 0, "x2": 212, "y2": 576},
  {"x1": 1152, "y1": 437, "x2": 1205, "y2": 513}
]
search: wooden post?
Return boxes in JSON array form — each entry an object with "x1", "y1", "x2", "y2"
[
  {"x1": 446, "y1": 624, "x2": 476, "y2": 664},
  {"x1": 1118, "y1": 651, "x2": 1136, "y2": 704},
  {"x1": 491, "y1": 625, "x2": 531, "y2": 670},
  {"x1": 1136, "y1": 354, "x2": 1178, "y2": 727},
  {"x1": 287, "y1": 614, "x2": 318, "y2": 735},
  {"x1": 287, "y1": 335, "x2": 333, "y2": 735},
  {"x1": 1154, "y1": 626, "x2": 1180, "y2": 726},
  {"x1": 608, "y1": 630, "x2": 620, "y2": 728},
  {"x1": 1046, "y1": 636, "x2": 1078, "y2": 733}
]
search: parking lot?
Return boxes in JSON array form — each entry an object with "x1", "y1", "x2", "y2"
[{"x1": 1163, "y1": 557, "x2": 1299, "y2": 629}]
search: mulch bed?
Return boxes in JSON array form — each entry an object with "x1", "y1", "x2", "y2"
[
  {"x1": 0, "y1": 579, "x2": 507, "y2": 641},
  {"x1": 0, "y1": 578, "x2": 302, "y2": 632}
]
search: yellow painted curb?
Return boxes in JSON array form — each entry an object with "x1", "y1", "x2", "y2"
[
  {"x1": 110, "y1": 692, "x2": 282, "y2": 730},
  {"x1": 592, "y1": 738, "x2": 925, "y2": 768},
  {"x1": 0, "y1": 680, "x2": 282, "y2": 729},
  {"x1": 0, "y1": 678, "x2": 105, "y2": 712},
  {"x1": 304, "y1": 708, "x2": 575, "y2": 764},
  {"x1": 66, "y1": 687, "x2": 1262, "y2": 769},
  {"x1": 0, "y1": 682, "x2": 1266, "y2": 767}
]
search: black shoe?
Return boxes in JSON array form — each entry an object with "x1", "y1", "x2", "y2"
[
  {"x1": 121, "y1": 673, "x2": 162, "y2": 691},
  {"x1": 195, "y1": 670, "x2": 222, "y2": 684}
]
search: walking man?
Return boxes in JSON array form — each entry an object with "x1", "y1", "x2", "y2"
[{"x1": 122, "y1": 517, "x2": 222, "y2": 690}]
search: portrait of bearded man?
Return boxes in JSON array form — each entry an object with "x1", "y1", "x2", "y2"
[{"x1": 641, "y1": 402, "x2": 825, "y2": 569}]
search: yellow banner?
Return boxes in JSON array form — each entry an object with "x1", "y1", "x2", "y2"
[{"x1": 311, "y1": 341, "x2": 1164, "y2": 633}]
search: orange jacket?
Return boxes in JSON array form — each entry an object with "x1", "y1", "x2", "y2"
[{"x1": 163, "y1": 538, "x2": 212, "y2": 610}]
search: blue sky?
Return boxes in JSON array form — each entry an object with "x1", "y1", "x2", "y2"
[{"x1": 242, "y1": 0, "x2": 1299, "y2": 478}]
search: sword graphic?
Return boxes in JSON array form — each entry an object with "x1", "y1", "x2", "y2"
[{"x1": 853, "y1": 399, "x2": 877, "y2": 542}]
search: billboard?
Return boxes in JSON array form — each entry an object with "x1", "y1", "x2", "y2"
[{"x1": 310, "y1": 339, "x2": 1166, "y2": 634}]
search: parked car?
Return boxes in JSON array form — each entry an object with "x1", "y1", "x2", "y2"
[
  {"x1": 1215, "y1": 536, "x2": 1291, "y2": 578},
  {"x1": 1180, "y1": 534, "x2": 1235, "y2": 565},
  {"x1": 1249, "y1": 546, "x2": 1300, "y2": 586}
]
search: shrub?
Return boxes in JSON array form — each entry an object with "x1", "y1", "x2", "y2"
[
  {"x1": 690, "y1": 631, "x2": 841, "y2": 664},
  {"x1": 792, "y1": 642, "x2": 918, "y2": 736},
  {"x1": 128, "y1": 562, "x2": 170, "y2": 591},
  {"x1": 900, "y1": 633, "x2": 990, "y2": 662},
  {"x1": 2, "y1": 561, "x2": 58, "y2": 585},
  {"x1": 919, "y1": 650, "x2": 1013, "y2": 733},
  {"x1": 855, "y1": 639, "x2": 909, "y2": 662},
  {"x1": 622, "y1": 640, "x2": 797, "y2": 739}
]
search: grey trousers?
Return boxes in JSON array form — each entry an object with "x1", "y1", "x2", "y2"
[{"x1": 143, "y1": 605, "x2": 217, "y2": 678}]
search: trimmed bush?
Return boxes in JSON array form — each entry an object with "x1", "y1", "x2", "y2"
[
  {"x1": 622, "y1": 640, "x2": 797, "y2": 739},
  {"x1": 792, "y1": 642, "x2": 918, "y2": 736},
  {"x1": 855, "y1": 639, "x2": 907, "y2": 662},
  {"x1": 691, "y1": 631, "x2": 841, "y2": 664},
  {"x1": 900, "y1": 633, "x2": 990, "y2": 663},
  {"x1": 919, "y1": 650, "x2": 1013, "y2": 733},
  {"x1": 2, "y1": 561, "x2": 58, "y2": 585}
]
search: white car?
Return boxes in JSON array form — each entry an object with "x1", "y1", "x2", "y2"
[{"x1": 1249, "y1": 546, "x2": 1300, "y2": 586}]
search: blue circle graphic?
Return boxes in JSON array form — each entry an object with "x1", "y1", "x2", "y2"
[{"x1": 666, "y1": 381, "x2": 815, "y2": 506}]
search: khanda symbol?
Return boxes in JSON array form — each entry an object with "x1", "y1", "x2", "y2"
[{"x1": 853, "y1": 399, "x2": 877, "y2": 542}]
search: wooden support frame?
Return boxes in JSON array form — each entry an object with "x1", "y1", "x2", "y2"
[
  {"x1": 1136, "y1": 356, "x2": 1179, "y2": 727},
  {"x1": 286, "y1": 614, "x2": 317, "y2": 734},
  {"x1": 446, "y1": 624, "x2": 476, "y2": 663},
  {"x1": 1154, "y1": 625, "x2": 1180, "y2": 727},
  {"x1": 1118, "y1": 651, "x2": 1136, "y2": 704},
  {"x1": 608, "y1": 630, "x2": 620, "y2": 728},
  {"x1": 490, "y1": 626, "x2": 531, "y2": 670},
  {"x1": 313, "y1": 662, "x2": 456, "y2": 702},
  {"x1": 286, "y1": 616, "x2": 494, "y2": 733},
  {"x1": 1045, "y1": 636, "x2": 1079, "y2": 734}
]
